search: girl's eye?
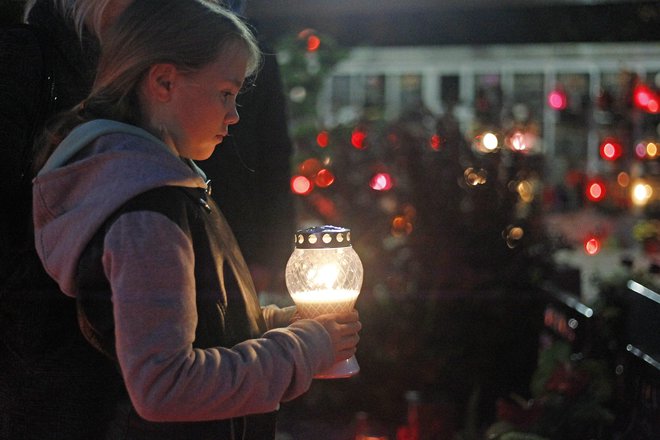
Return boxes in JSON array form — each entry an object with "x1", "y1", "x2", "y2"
[{"x1": 219, "y1": 92, "x2": 237, "y2": 103}]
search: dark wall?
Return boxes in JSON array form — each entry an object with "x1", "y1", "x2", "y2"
[{"x1": 0, "y1": 0, "x2": 25, "y2": 25}]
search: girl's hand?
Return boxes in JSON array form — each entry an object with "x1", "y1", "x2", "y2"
[{"x1": 314, "y1": 310, "x2": 361, "y2": 362}]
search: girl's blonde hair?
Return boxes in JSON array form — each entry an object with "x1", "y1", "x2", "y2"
[{"x1": 36, "y1": 0, "x2": 261, "y2": 168}]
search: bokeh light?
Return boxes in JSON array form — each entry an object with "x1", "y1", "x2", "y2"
[
  {"x1": 517, "y1": 180, "x2": 534, "y2": 203},
  {"x1": 315, "y1": 168, "x2": 335, "y2": 188},
  {"x1": 370, "y1": 172, "x2": 393, "y2": 191},
  {"x1": 299, "y1": 158, "x2": 322, "y2": 177},
  {"x1": 472, "y1": 131, "x2": 499, "y2": 153},
  {"x1": 306, "y1": 35, "x2": 321, "y2": 52},
  {"x1": 391, "y1": 215, "x2": 413, "y2": 237},
  {"x1": 548, "y1": 88, "x2": 568, "y2": 110},
  {"x1": 635, "y1": 141, "x2": 648, "y2": 158},
  {"x1": 633, "y1": 83, "x2": 659, "y2": 113},
  {"x1": 586, "y1": 179, "x2": 606, "y2": 202},
  {"x1": 504, "y1": 225, "x2": 524, "y2": 248},
  {"x1": 351, "y1": 129, "x2": 367, "y2": 149},
  {"x1": 291, "y1": 175, "x2": 313, "y2": 195},
  {"x1": 464, "y1": 167, "x2": 487, "y2": 186},
  {"x1": 599, "y1": 137, "x2": 622, "y2": 161},
  {"x1": 289, "y1": 86, "x2": 307, "y2": 103},
  {"x1": 584, "y1": 237, "x2": 601, "y2": 255},
  {"x1": 316, "y1": 130, "x2": 329, "y2": 148},
  {"x1": 632, "y1": 180, "x2": 653, "y2": 206},
  {"x1": 507, "y1": 130, "x2": 531, "y2": 152},
  {"x1": 617, "y1": 172, "x2": 630, "y2": 187},
  {"x1": 430, "y1": 134, "x2": 442, "y2": 151}
]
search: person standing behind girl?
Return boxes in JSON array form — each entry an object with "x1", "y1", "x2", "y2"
[
  {"x1": 32, "y1": 0, "x2": 361, "y2": 439},
  {"x1": 1, "y1": 1, "x2": 135, "y2": 439}
]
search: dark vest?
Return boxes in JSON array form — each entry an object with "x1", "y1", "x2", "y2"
[{"x1": 76, "y1": 185, "x2": 276, "y2": 440}]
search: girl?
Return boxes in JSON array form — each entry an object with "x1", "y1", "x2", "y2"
[{"x1": 32, "y1": 0, "x2": 361, "y2": 438}]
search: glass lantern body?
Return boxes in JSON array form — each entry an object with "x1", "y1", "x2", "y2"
[{"x1": 285, "y1": 229, "x2": 363, "y2": 378}]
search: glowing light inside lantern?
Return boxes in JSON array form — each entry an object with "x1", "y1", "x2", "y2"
[{"x1": 286, "y1": 226, "x2": 363, "y2": 379}]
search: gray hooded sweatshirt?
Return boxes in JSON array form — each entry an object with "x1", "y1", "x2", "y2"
[{"x1": 32, "y1": 119, "x2": 334, "y2": 422}]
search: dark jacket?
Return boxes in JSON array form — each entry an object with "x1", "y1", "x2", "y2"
[{"x1": 0, "y1": 3, "x2": 114, "y2": 439}]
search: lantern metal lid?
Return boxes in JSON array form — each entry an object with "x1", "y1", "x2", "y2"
[{"x1": 294, "y1": 225, "x2": 352, "y2": 249}]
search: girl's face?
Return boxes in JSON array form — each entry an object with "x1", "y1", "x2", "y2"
[{"x1": 164, "y1": 48, "x2": 248, "y2": 160}]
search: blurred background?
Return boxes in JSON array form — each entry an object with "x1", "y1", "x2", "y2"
[
  {"x1": 2, "y1": 0, "x2": 659, "y2": 439},
  {"x1": 244, "y1": 1, "x2": 660, "y2": 439}
]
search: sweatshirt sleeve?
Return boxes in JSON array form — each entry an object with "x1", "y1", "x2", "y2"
[
  {"x1": 102, "y1": 211, "x2": 334, "y2": 422},
  {"x1": 261, "y1": 304, "x2": 297, "y2": 330}
]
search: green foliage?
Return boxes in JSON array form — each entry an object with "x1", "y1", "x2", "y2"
[{"x1": 275, "y1": 30, "x2": 347, "y2": 136}]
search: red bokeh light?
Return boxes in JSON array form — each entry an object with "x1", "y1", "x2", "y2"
[
  {"x1": 315, "y1": 169, "x2": 335, "y2": 188},
  {"x1": 351, "y1": 129, "x2": 367, "y2": 149},
  {"x1": 307, "y1": 35, "x2": 321, "y2": 52},
  {"x1": 291, "y1": 175, "x2": 313, "y2": 195},
  {"x1": 599, "y1": 137, "x2": 622, "y2": 161},
  {"x1": 633, "y1": 83, "x2": 660, "y2": 113},
  {"x1": 370, "y1": 173, "x2": 393, "y2": 191},
  {"x1": 298, "y1": 158, "x2": 322, "y2": 177},
  {"x1": 584, "y1": 237, "x2": 601, "y2": 255},
  {"x1": 430, "y1": 134, "x2": 442, "y2": 151},
  {"x1": 316, "y1": 131, "x2": 329, "y2": 148},
  {"x1": 548, "y1": 89, "x2": 568, "y2": 110},
  {"x1": 586, "y1": 179, "x2": 606, "y2": 202}
]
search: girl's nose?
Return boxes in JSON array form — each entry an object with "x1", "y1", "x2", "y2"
[{"x1": 226, "y1": 106, "x2": 240, "y2": 125}]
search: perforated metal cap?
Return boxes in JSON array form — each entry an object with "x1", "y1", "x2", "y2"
[{"x1": 293, "y1": 225, "x2": 352, "y2": 249}]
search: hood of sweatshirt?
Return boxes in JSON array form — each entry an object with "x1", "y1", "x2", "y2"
[{"x1": 33, "y1": 119, "x2": 207, "y2": 297}]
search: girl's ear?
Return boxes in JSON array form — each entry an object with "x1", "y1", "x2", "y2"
[{"x1": 144, "y1": 63, "x2": 178, "y2": 102}]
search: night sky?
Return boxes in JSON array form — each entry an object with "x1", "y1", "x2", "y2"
[{"x1": 249, "y1": 1, "x2": 660, "y2": 46}]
